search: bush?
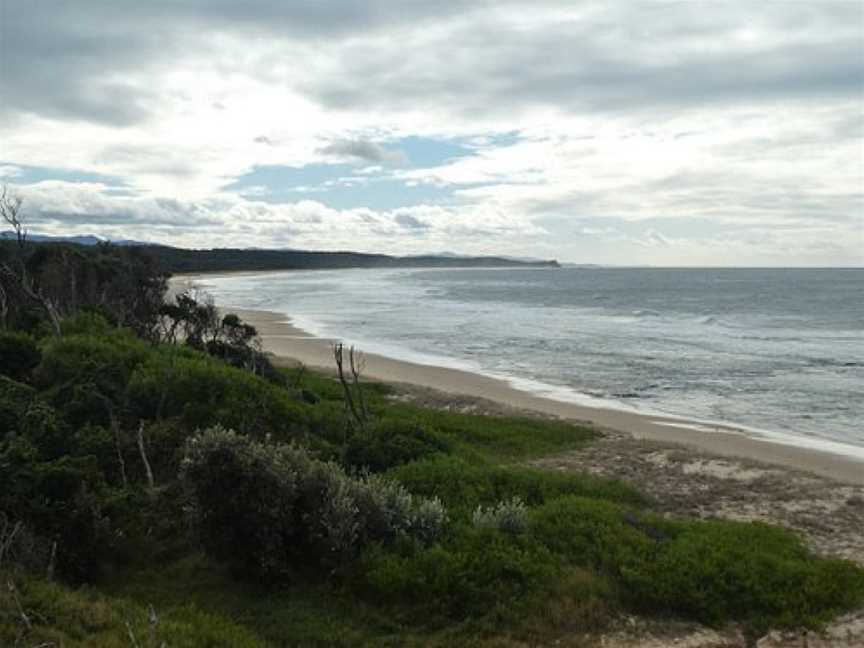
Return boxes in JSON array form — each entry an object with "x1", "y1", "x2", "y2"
[
  {"x1": 388, "y1": 456, "x2": 645, "y2": 518},
  {"x1": 181, "y1": 427, "x2": 447, "y2": 579},
  {"x1": 0, "y1": 331, "x2": 41, "y2": 381},
  {"x1": 128, "y1": 352, "x2": 310, "y2": 439},
  {"x1": 0, "y1": 574, "x2": 269, "y2": 647},
  {"x1": 0, "y1": 375, "x2": 36, "y2": 437},
  {"x1": 473, "y1": 496, "x2": 528, "y2": 534},
  {"x1": 60, "y1": 311, "x2": 114, "y2": 336},
  {"x1": 35, "y1": 331, "x2": 149, "y2": 391},
  {"x1": 529, "y1": 496, "x2": 658, "y2": 575},
  {"x1": 529, "y1": 497, "x2": 864, "y2": 632},
  {"x1": 181, "y1": 426, "x2": 302, "y2": 579},
  {"x1": 0, "y1": 513, "x2": 50, "y2": 574},
  {"x1": 621, "y1": 519, "x2": 864, "y2": 631},
  {"x1": 360, "y1": 528, "x2": 559, "y2": 619},
  {"x1": 344, "y1": 419, "x2": 450, "y2": 472}
]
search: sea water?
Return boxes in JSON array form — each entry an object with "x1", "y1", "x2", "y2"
[{"x1": 201, "y1": 267, "x2": 864, "y2": 454}]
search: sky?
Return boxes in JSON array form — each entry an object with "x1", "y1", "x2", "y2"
[{"x1": 0, "y1": 1, "x2": 862, "y2": 266}]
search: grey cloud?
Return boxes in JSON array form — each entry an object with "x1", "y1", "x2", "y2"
[
  {"x1": 307, "y1": 31, "x2": 863, "y2": 119},
  {"x1": 0, "y1": 4, "x2": 166, "y2": 125},
  {"x1": 2, "y1": 1, "x2": 860, "y2": 127},
  {"x1": 394, "y1": 213, "x2": 429, "y2": 230},
  {"x1": 0, "y1": 1, "x2": 471, "y2": 126},
  {"x1": 318, "y1": 139, "x2": 406, "y2": 165}
]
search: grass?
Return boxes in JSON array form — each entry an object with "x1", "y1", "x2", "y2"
[{"x1": 0, "y1": 568, "x2": 269, "y2": 648}]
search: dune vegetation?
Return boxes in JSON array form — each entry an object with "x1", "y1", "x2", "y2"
[{"x1": 1, "y1": 228, "x2": 863, "y2": 645}]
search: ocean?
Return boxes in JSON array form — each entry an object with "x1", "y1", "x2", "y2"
[{"x1": 200, "y1": 267, "x2": 864, "y2": 456}]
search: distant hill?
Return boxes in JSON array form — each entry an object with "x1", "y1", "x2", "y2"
[
  {"x1": 1, "y1": 234, "x2": 559, "y2": 273},
  {"x1": 0, "y1": 231, "x2": 150, "y2": 246},
  {"x1": 144, "y1": 246, "x2": 560, "y2": 274}
]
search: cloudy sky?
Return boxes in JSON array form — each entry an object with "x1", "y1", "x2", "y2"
[{"x1": 1, "y1": 1, "x2": 862, "y2": 265}]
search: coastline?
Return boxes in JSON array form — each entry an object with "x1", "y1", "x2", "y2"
[{"x1": 170, "y1": 273, "x2": 864, "y2": 486}]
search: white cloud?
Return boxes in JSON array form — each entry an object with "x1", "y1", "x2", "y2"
[
  {"x1": 11, "y1": 180, "x2": 546, "y2": 255},
  {"x1": 0, "y1": 1, "x2": 861, "y2": 265}
]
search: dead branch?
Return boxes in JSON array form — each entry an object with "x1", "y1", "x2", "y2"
[
  {"x1": 126, "y1": 621, "x2": 142, "y2": 648},
  {"x1": 46, "y1": 541, "x2": 56, "y2": 582},
  {"x1": 137, "y1": 421, "x2": 156, "y2": 494},
  {"x1": 6, "y1": 580, "x2": 32, "y2": 631},
  {"x1": 349, "y1": 346, "x2": 369, "y2": 421},
  {"x1": 148, "y1": 604, "x2": 161, "y2": 648},
  {"x1": 0, "y1": 518, "x2": 22, "y2": 568},
  {"x1": 0, "y1": 185, "x2": 25, "y2": 248},
  {"x1": 0, "y1": 187, "x2": 61, "y2": 336},
  {"x1": 333, "y1": 342, "x2": 364, "y2": 433}
]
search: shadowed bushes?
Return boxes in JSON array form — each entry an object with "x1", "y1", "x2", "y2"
[
  {"x1": 0, "y1": 331, "x2": 41, "y2": 381},
  {"x1": 344, "y1": 418, "x2": 451, "y2": 472},
  {"x1": 181, "y1": 427, "x2": 446, "y2": 579}
]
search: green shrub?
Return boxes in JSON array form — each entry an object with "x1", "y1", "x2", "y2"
[
  {"x1": 0, "y1": 574, "x2": 268, "y2": 647},
  {"x1": 621, "y1": 519, "x2": 864, "y2": 631},
  {"x1": 0, "y1": 331, "x2": 41, "y2": 381},
  {"x1": 60, "y1": 311, "x2": 114, "y2": 336},
  {"x1": 19, "y1": 399, "x2": 68, "y2": 459},
  {"x1": 473, "y1": 496, "x2": 528, "y2": 534},
  {"x1": 181, "y1": 426, "x2": 302, "y2": 578},
  {"x1": 0, "y1": 513, "x2": 50, "y2": 574},
  {"x1": 388, "y1": 456, "x2": 645, "y2": 518},
  {"x1": 344, "y1": 418, "x2": 450, "y2": 472},
  {"x1": 360, "y1": 528, "x2": 559, "y2": 619},
  {"x1": 529, "y1": 496, "x2": 658, "y2": 575},
  {"x1": 0, "y1": 375, "x2": 36, "y2": 437},
  {"x1": 529, "y1": 498, "x2": 864, "y2": 631},
  {"x1": 35, "y1": 327, "x2": 148, "y2": 429},
  {"x1": 182, "y1": 427, "x2": 447, "y2": 579},
  {"x1": 128, "y1": 353, "x2": 310, "y2": 438}
]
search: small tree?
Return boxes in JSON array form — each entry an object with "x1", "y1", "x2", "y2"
[
  {"x1": 333, "y1": 342, "x2": 369, "y2": 438},
  {"x1": 0, "y1": 187, "x2": 62, "y2": 335}
]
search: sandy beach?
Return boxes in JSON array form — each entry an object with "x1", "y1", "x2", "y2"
[{"x1": 171, "y1": 273, "x2": 864, "y2": 486}]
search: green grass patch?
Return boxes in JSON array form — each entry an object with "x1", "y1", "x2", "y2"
[{"x1": 0, "y1": 569, "x2": 269, "y2": 647}]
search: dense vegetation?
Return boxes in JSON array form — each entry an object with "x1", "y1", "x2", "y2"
[{"x1": 1, "y1": 215, "x2": 863, "y2": 645}]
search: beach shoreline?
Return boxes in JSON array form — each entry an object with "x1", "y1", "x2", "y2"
[{"x1": 170, "y1": 272, "x2": 864, "y2": 486}]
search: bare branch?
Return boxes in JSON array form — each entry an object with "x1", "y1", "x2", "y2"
[
  {"x1": 0, "y1": 187, "x2": 61, "y2": 336},
  {"x1": 6, "y1": 580, "x2": 32, "y2": 631},
  {"x1": 349, "y1": 346, "x2": 369, "y2": 421},
  {"x1": 0, "y1": 185, "x2": 26, "y2": 249},
  {"x1": 333, "y1": 342, "x2": 364, "y2": 434},
  {"x1": 138, "y1": 420, "x2": 156, "y2": 494}
]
